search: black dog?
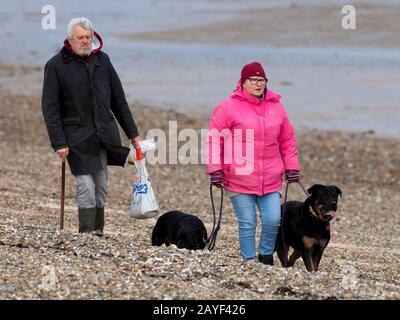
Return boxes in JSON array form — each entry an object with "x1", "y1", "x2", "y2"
[
  {"x1": 276, "y1": 184, "x2": 342, "y2": 272},
  {"x1": 151, "y1": 211, "x2": 208, "y2": 250}
]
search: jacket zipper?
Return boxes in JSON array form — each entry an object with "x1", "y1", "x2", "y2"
[
  {"x1": 261, "y1": 102, "x2": 266, "y2": 195},
  {"x1": 85, "y1": 62, "x2": 98, "y2": 130}
]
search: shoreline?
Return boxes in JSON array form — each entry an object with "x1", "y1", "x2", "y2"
[
  {"x1": 0, "y1": 61, "x2": 399, "y2": 140},
  {"x1": 1, "y1": 1, "x2": 400, "y2": 138},
  {"x1": 120, "y1": 3, "x2": 400, "y2": 48}
]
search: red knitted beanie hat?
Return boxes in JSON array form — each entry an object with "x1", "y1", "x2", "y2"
[{"x1": 240, "y1": 61, "x2": 266, "y2": 85}]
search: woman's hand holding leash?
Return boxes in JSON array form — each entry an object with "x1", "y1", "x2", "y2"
[
  {"x1": 210, "y1": 170, "x2": 224, "y2": 188},
  {"x1": 285, "y1": 170, "x2": 300, "y2": 183}
]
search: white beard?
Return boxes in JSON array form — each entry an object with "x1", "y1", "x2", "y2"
[{"x1": 76, "y1": 47, "x2": 91, "y2": 56}]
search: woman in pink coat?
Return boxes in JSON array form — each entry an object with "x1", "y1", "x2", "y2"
[{"x1": 206, "y1": 61, "x2": 301, "y2": 265}]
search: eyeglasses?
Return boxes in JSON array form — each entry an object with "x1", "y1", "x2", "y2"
[{"x1": 248, "y1": 78, "x2": 268, "y2": 85}]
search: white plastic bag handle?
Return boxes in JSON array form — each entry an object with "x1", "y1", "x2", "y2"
[{"x1": 128, "y1": 139, "x2": 156, "y2": 163}]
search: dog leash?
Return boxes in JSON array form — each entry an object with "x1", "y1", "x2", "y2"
[
  {"x1": 280, "y1": 181, "x2": 310, "y2": 267},
  {"x1": 207, "y1": 184, "x2": 223, "y2": 250}
]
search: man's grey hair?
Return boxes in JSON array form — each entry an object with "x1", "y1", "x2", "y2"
[{"x1": 67, "y1": 17, "x2": 94, "y2": 39}]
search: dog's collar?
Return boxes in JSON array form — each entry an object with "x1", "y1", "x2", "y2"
[
  {"x1": 310, "y1": 205, "x2": 331, "y2": 231},
  {"x1": 309, "y1": 205, "x2": 321, "y2": 220}
]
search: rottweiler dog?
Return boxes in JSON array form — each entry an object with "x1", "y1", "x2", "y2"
[
  {"x1": 151, "y1": 210, "x2": 208, "y2": 250},
  {"x1": 276, "y1": 184, "x2": 342, "y2": 272}
]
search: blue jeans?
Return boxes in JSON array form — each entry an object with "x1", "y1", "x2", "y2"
[{"x1": 230, "y1": 192, "x2": 281, "y2": 259}]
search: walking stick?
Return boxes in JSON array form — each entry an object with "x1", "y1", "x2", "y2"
[{"x1": 60, "y1": 159, "x2": 65, "y2": 230}]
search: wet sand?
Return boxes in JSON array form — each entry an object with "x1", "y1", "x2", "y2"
[
  {"x1": 1, "y1": 1, "x2": 400, "y2": 136},
  {"x1": 122, "y1": 3, "x2": 400, "y2": 48}
]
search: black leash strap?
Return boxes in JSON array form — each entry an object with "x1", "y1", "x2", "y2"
[
  {"x1": 298, "y1": 181, "x2": 310, "y2": 198},
  {"x1": 280, "y1": 181, "x2": 310, "y2": 267},
  {"x1": 280, "y1": 183, "x2": 290, "y2": 267},
  {"x1": 207, "y1": 184, "x2": 223, "y2": 250}
]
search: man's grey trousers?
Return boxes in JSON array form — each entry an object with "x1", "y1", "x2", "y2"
[{"x1": 74, "y1": 148, "x2": 108, "y2": 209}]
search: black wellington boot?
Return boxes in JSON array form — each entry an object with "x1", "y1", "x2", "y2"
[
  {"x1": 93, "y1": 207, "x2": 104, "y2": 237},
  {"x1": 78, "y1": 207, "x2": 96, "y2": 233},
  {"x1": 258, "y1": 254, "x2": 274, "y2": 266}
]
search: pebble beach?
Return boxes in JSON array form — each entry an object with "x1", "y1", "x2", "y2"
[{"x1": 0, "y1": 64, "x2": 399, "y2": 299}]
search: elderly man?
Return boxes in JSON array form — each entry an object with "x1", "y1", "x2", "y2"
[{"x1": 42, "y1": 17, "x2": 141, "y2": 235}]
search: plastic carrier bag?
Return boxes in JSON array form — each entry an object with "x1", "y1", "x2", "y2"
[{"x1": 129, "y1": 147, "x2": 160, "y2": 219}]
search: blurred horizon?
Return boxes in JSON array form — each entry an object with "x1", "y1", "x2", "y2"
[{"x1": 1, "y1": 0, "x2": 399, "y2": 137}]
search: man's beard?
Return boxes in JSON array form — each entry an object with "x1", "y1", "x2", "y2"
[{"x1": 76, "y1": 46, "x2": 91, "y2": 56}]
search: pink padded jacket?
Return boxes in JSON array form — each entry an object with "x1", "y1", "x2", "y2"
[{"x1": 206, "y1": 82, "x2": 300, "y2": 195}]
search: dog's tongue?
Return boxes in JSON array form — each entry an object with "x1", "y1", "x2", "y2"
[{"x1": 329, "y1": 211, "x2": 337, "y2": 218}]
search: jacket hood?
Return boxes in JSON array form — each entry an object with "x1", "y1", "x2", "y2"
[
  {"x1": 231, "y1": 79, "x2": 281, "y2": 105},
  {"x1": 63, "y1": 31, "x2": 103, "y2": 59}
]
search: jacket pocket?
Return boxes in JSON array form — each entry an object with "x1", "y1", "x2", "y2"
[{"x1": 62, "y1": 117, "x2": 81, "y2": 125}]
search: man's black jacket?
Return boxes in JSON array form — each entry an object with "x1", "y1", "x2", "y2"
[{"x1": 42, "y1": 46, "x2": 138, "y2": 175}]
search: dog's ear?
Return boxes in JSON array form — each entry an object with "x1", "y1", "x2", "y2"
[
  {"x1": 307, "y1": 184, "x2": 323, "y2": 195},
  {"x1": 333, "y1": 186, "x2": 342, "y2": 198}
]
